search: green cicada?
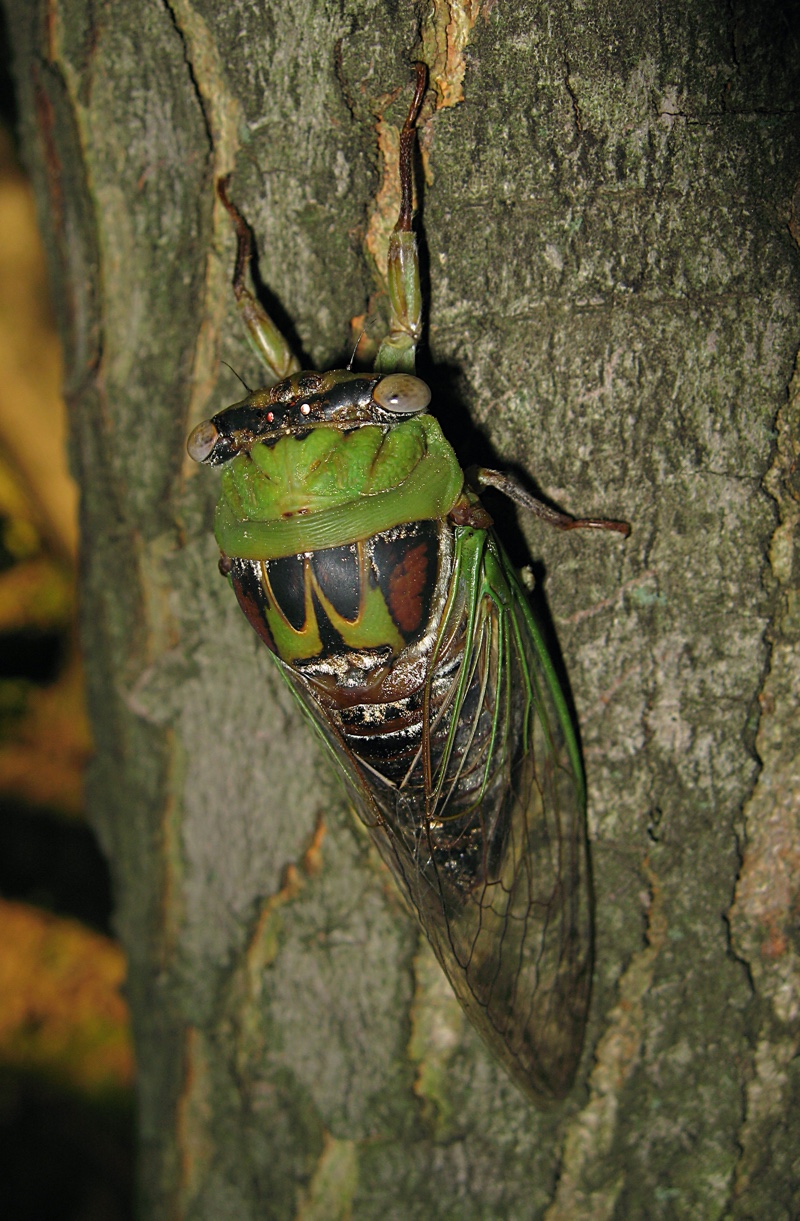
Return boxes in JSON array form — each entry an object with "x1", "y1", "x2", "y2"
[{"x1": 187, "y1": 65, "x2": 628, "y2": 1103}]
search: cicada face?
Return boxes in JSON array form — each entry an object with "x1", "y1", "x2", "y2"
[
  {"x1": 187, "y1": 369, "x2": 463, "y2": 566},
  {"x1": 187, "y1": 369, "x2": 434, "y2": 467}
]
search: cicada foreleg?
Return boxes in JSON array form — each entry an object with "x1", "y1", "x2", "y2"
[
  {"x1": 374, "y1": 62, "x2": 428, "y2": 377},
  {"x1": 470, "y1": 467, "x2": 631, "y2": 537},
  {"x1": 216, "y1": 176, "x2": 301, "y2": 385}
]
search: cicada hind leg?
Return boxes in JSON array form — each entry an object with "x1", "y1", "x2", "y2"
[{"x1": 470, "y1": 467, "x2": 631, "y2": 538}]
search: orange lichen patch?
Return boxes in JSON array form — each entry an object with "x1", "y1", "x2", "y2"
[
  {"x1": 245, "y1": 862, "x2": 305, "y2": 985},
  {"x1": 302, "y1": 813, "x2": 327, "y2": 877},
  {"x1": 295, "y1": 1131, "x2": 359, "y2": 1221},
  {"x1": 0, "y1": 898, "x2": 133, "y2": 1098},
  {"x1": 365, "y1": 4, "x2": 488, "y2": 282},
  {"x1": 729, "y1": 729, "x2": 800, "y2": 982},
  {"x1": 234, "y1": 817, "x2": 328, "y2": 1073},
  {"x1": 159, "y1": 729, "x2": 187, "y2": 969},
  {"x1": 233, "y1": 860, "x2": 307, "y2": 1072},
  {"x1": 419, "y1": 0, "x2": 485, "y2": 113},
  {"x1": 760, "y1": 925, "x2": 789, "y2": 961},
  {"x1": 248, "y1": 816, "x2": 328, "y2": 976},
  {"x1": 176, "y1": 1025, "x2": 214, "y2": 1210},
  {"x1": 366, "y1": 116, "x2": 403, "y2": 282}
]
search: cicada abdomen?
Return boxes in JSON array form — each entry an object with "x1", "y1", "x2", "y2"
[{"x1": 187, "y1": 64, "x2": 627, "y2": 1103}]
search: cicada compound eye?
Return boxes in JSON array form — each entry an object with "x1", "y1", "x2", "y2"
[
  {"x1": 373, "y1": 374, "x2": 431, "y2": 415},
  {"x1": 187, "y1": 419, "x2": 219, "y2": 463}
]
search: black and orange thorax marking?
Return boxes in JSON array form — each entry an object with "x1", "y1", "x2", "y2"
[{"x1": 228, "y1": 520, "x2": 442, "y2": 665}]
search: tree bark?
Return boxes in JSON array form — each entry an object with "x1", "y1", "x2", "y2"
[{"x1": 5, "y1": 0, "x2": 800, "y2": 1216}]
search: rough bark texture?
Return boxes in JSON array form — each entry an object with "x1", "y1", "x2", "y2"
[{"x1": 5, "y1": 0, "x2": 800, "y2": 1217}]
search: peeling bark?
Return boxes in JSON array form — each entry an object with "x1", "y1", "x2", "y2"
[{"x1": 5, "y1": 0, "x2": 800, "y2": 1216}]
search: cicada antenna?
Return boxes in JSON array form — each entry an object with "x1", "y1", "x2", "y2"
[
  {"x1": 347, "y1": 330, "x2": 365, "y2": 371},
  {"x1": 220, "y1": 360, "x2": 253, "y2": 394}
]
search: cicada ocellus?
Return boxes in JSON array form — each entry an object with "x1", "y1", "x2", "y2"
[{"x1": 187, "y1": 65, "x2": 628, "y2": 1103}]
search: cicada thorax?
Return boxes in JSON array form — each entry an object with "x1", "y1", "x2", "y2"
[
  {"x1": 227, "y1": 517, "x2": 446, "y2": 667},
  {"x1": 226, "y1": 513, "x2": 464, "y2": 804}
]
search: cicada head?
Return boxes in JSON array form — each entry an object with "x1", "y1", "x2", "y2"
[
  {"x1": 186, "y1": 369, "x2": 461, "y2": 563},
  {"x1": 186, "y1": 369, "x2": 432, "y2": 466}
]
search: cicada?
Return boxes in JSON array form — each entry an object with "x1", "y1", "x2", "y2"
[{"x1": 187, "y1": 65, "x2": 628, "y2": 1103}]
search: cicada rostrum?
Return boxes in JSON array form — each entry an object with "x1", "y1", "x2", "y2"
[{"x1": 187, "y1": 65, "x2": 629, "y2": 1103}]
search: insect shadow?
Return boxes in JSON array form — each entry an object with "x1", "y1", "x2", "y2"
[
  {"x1": 408, "y1": 135, "x2": 585, "y2": 737},
  {"x1": 424, "y1": 353, "x2": 588, "y2": 765},
  {"x1": 235, "y1": 205, "x2": 310, "y2": 370}
]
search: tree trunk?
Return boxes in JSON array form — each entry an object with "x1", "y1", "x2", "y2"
[{"x1": 5, "y1": 0, "x2": 800, "y2": 1216}]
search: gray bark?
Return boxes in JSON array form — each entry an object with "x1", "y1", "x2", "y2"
[{"x1": 5, "y1": 0, "x2": 800, "y2": 1216}]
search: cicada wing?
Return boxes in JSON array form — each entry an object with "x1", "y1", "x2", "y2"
[
  {"x1": 272, "y1": 526, "x2": 591, "y2": 1103},
  {"x1": 408, "y1": 529, "x2": 592, "y2": 1102},
  {"x1": 274, "y1": 662, "x2": 450, "y2": 925}
]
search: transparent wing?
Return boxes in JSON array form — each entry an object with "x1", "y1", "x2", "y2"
[
  {"x1": 280, "y1": 526, "x2": 591, "y2": 1102},
  {"x1": 392, "y1": 529, "x2": 591, "y2": 1100}
]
